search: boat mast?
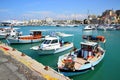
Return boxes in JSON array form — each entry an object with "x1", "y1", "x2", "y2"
[{"x1": 87, "y1": 10, "x2": 90, "y2": 24}]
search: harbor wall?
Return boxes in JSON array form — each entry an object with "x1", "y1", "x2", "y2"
[{"x1": 0, "y1": 42, "x2": 70, "y2": 80}]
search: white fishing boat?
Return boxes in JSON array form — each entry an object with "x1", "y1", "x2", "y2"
[
  {"x1": 83, "y1": 25, "x2": 96, "y2": 30},
  {"x1": 6, "y1": 30, "x2": 44, "y2": 44},
  {"x1": 57, "y1": 35, "x2": 106, "y2": 76},
  {"x1": 0, "y1": 27, "x2": 21, "y2": 39},
  {"x1": 97, "y1": 25, "x2": 106, "y2": 31},
  {"x1": 30, "y1": 32, "x2": 74, "y2": 55}
]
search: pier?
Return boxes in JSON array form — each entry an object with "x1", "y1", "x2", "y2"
[{"x1": 0, "y1": 42, "x2": 70, "y2": 80}]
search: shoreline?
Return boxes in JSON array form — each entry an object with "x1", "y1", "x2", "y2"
[{"x1": 0, "y1": 42, "x2": 70, "y2": 80}]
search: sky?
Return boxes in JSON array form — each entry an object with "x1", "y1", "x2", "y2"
[{"x1": 0, "y1": 0, "x2": 120, "y2": 21}]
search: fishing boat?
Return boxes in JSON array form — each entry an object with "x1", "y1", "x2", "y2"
[
  {"x1": 83, "y1": 25, "x2": 96, "y2": 30},
  {"x1": 57, "y1": 35, "x2": 106, "y2": 76},
  {"x1": 82, "y1": 35, "x2": 106, "y2": 43},
  {"x1": 30, "y1": 32, "x2": 74, "y2": 55},
  {"x1": 0, "y1": 27, "x2": 21, "y2": 39},
  {"x1": 6, "y1": 30, "x2": 44, "y2": 44}
]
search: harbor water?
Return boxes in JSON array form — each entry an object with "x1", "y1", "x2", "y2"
[{"x1": 0, "y1": 25, "x2": 120, "y2": 80}]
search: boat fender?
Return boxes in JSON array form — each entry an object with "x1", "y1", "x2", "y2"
[
  {"x1": 18, "y1": 39, "x2": 19, "y2": 42},
  {"x1": 91, "y1": 65, "x2": 94, "y2": 70},
  {"x1": 58, "y1": 68, "x2": 60, "y2": 73},
  {"x1": 38, "y1": 46, "x2": 41, "y2": 49}
]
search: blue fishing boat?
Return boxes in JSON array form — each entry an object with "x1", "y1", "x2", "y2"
[{"x1": 57, "y1": 35, "x2": 106, "y2": 76}]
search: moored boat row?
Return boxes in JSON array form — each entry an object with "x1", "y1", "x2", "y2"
[
  {"x1": 0, "y1": 26, "x2": 107, "y2": 77},
  {"x1": 83, "y1": 24, "x2": 120, "y2": 31}
]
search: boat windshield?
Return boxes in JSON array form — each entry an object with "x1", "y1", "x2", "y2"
[
  {"x1": 43, "y1": 40, "x2": 51, "y2": 44},
  {"x1": 51, "y1": 39, "x2": 58, "y2": 44},
  {"x1": 81, "y1": 44, "x2": 93, "y2": 51}
]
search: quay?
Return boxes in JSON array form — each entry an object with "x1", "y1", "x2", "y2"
[{"x1": 0, "y1": 42, "x2": 70, "y2": 80}]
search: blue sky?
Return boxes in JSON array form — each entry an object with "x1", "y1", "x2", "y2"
[{"x1": 0, "y1": 0, "x2": 120, "y2": 20}]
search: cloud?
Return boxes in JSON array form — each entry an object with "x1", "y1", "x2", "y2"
[{"x1": 22, "y1": 11, "x2": 87, "y2": 20}]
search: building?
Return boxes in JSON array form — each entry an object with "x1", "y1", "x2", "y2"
[
  {"x1": 86, "y1": 9, "x2": 120, "y2": 24},
  {"x1": 101, "y1": 10, "x2": 117, "y2": 24},
  {"x1": 45, "y1": 17, "x2": 53, "y2": 23},
  {"x1": 116, "y1": 10, "x2": 120, "y2": 24}
]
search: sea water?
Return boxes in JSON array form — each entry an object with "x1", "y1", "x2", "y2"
[{"x1": 0, "y1": 25, "x2": 120, "y2": 80}]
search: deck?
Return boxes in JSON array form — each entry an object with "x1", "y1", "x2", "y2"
[{"x1": 74, "y1": 51, "x2": 103, "y2": 70}]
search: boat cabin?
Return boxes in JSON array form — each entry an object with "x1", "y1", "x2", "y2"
[
  {"x1": 82, "y1": 35, "x2": 105, "y2": 43},
  {"x1": 40, "y1": 36, "x2": 61, "y2": 49},
  {"x1": 30, "y1": 30, "x2": 42, "y2": 38},
  {"x1": 78, "y1": 42, "x2": 99, "y2": 60},
  {"x1": 18, "y1": 30, "x2": 43, "y2": 40},
  {"x1": 43, "y1": 37, "x2": 59, "y2": 44}
]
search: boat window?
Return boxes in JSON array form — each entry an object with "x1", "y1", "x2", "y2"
[
  {"x1": 81, "y1": 45, "x2": 91, "y2": 51},
  {"x1": 43, "y1": 40, "x2": 51, "y2": 44},
  {"x1": 51, "y1": 39, "x2": 58, "y2": 44},
  {"x1": 82, "y1": 45, "x2": 87, "y2": 49}
]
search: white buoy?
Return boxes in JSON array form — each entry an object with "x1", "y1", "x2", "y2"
[{"x1": 91, "y1": 66, "x2": 94, "y2": 70}]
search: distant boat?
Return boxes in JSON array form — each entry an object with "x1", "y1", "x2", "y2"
[
  {"x1": 83, "y1": 25, "x2": 96, "y2": 30},
  {"x1": 66, "y1": 24, "x2": 79, "y2": 27},
  {"x1": 30, "y1": 32, "x2": 74, "y2": 55},
  {"x1": 97, "y1": 24, "x2": 116, "y2": 31},
  {"x1": 97, "y1": 25, "x2": 106, "y2": 31},
  {"x1": 115, "y1": 25, "x2": 120, "y2": 30},
  {"x1": 82, "y1": 35, "x2": 106, "y2": 43},
  {"x1": 0, "y1": 27, "x2": 21, "y2": 39},
  {"x1": 6, "y1": 30, "x2": 44, "y2": 44},
  {"x1": 57, "y1": 35, "x2": 106, "y2": 76},
  {"x1": 56, "y1": 24, "x2": 66, "y2": 27}
]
